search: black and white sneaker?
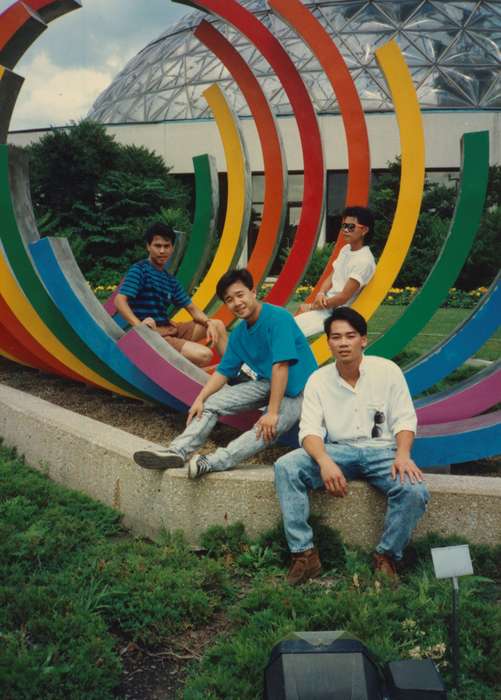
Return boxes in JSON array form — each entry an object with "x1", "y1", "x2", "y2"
[
  {"x1": 188, "y1": 454, "x2": 213, "y2": 480},
  {"x1": 133, "y1": 448, "x2": 184, "y2": 470}
]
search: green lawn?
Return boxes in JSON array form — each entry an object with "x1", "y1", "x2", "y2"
[
  {"x1": 367, "y1": 306, "x2": 500, "y2": 362},
  {"x1": 1, "y1": 444, "x2": 500, "y2": 700},
  {"x1": 287, "y1": 302, "x2": 500, "y2": 362}
]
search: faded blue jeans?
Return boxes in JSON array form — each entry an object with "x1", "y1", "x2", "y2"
[
  {"x1": 274, "y1": 443, "x2": 429, "y2": 560},
  {"x1": 169, "y1": 379, "x2": 303, "y2": 471}
]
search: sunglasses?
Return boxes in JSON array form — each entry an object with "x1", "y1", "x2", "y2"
[
  {"x1": 341, "y1": 222, "x2": 361, "y2": 232},
  {"x1": 371, "y1": 410, "x2": 385, "y2": 438}
]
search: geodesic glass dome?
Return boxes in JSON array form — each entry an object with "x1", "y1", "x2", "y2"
[{"x1": 88, "y1": 0, "x2": 501, "y2": 124}]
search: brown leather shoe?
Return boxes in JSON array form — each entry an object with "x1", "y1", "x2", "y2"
[
  {"x1": 373, "y1": 552, "x2": 398, "y2": 579},
  {"x1": 286, "y1": 547, "x2": 322, "y2": 586}
]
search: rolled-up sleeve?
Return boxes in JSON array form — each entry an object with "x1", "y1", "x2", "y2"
[
  {"x1": 387, "y1": 365, "x2": 417, "y2": 436},
  {"x1": 298, "y1": 375, "x2": 326, "y2": 445}
]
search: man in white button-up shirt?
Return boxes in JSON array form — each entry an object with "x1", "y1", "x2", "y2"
[{"x1": 274, "y1": 307, "x2": 429, "y2": 586}]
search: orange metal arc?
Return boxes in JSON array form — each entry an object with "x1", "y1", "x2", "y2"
[
  {"x1": 269, "y1": 0, "x2": 371, "y2": 304},
  {"x1": 194, "y1": 19, "x2": 287, "y2": 326}
]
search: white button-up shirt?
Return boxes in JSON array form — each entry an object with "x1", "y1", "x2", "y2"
[{"x1": 298, "y1": 355, "x2": 417, "y2": 449}]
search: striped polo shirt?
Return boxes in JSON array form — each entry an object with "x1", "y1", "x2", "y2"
[{"x1": 120, "y1": 259, "x2": 192, "y2": 325}]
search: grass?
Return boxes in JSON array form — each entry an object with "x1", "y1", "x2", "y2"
[
  {"x1": 367, "y1": 305, "x2": 500, "y2": 363},
  {"x1": 1, "y1": 445, "x2": 500, "y2": 699},
  {"x1": 0, "y1": 444, "x2": 234, "y2": 700},
  {"x1": 286, "y1": 302, "x2": 500, "y2": 363}
]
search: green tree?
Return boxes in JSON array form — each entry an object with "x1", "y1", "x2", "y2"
[
  {"x1": 368, "y1": 159, "x2": 499, "y2": 289},
  {"x1": 26, "y1": 120, "x2": 190, "y2": 285}
]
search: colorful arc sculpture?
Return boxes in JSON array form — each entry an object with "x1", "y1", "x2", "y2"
[{"x1": 0, "y1": 0, "x2": 499, "y2": 467}]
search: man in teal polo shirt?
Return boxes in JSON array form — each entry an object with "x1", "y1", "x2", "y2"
[{"x1": 133, "y1": 268, "x2": 318, "y2": 477}]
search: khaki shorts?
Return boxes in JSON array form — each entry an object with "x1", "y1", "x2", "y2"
[{"x1": 156, "y1": 321, "x2": 197, "y2": 352}]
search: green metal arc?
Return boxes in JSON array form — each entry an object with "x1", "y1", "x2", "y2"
[
  {"x1": 178, "y1": 154, "x2": 219, "y2": 295},
  {"x1": 367, "y1": 130, "x2": 489, "y2": 359},
  {"x1": 0, "y1": 145, "x2": 145, "y2": 397}
]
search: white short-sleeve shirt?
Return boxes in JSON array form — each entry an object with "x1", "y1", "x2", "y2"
[
  {"x1": 298, "y1": 355, "x2": 417, "y2": 449},
  {"x1": 326, "y1": 244, "x2": 376, "y2": 304}
]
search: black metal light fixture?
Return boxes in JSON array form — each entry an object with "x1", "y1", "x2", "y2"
[{"x1": 264, "y1": 630, "x2": 448, "y2": 699}]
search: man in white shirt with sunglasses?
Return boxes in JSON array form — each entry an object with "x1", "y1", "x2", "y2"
[{"x1": 295, "y1": 206, "x2": 376, "y2": 337}]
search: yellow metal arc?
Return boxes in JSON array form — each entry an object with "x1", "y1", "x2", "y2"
[
  {"x1": 0, "y1": 249, "x2": 133, "y2": 396},
  {"x1": 173, "y1": 83, "x2": 250, "y2": 321},
  {"x1": 311, "y1": 40, "x2": 426, "y2": 364}
]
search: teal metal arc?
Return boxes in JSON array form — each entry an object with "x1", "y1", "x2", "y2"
[{"x1": 367, "y1": 130, "x2": 489, "y2": 361}]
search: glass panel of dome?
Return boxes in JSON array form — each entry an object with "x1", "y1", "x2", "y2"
[
  {"x1": 409, "y1": 66, "x2": 433, "y2": 89},
  {"x1": 342, "y1": 32, "x2": 394, "y2": 66},
  {"x1": 442, "y1": 65, "x2": 500, "y2": 104},
  {"x1": 397, "y1": 36, "x2": 432, "y2": 65},
  {"x1": 356, "y1": 69, "x2": 388, "y2": 108},
  {"x1": 480, "y1": 75, "x2": 501, "y2": 107},
  {"x1": 317, "y1": 2, "x2": 369, "y2": 34},
  {"x1": 468, "y1": 31, "x2": 501, "y2": 62},
  {"x1": 241, "y1": 0, "x2": 269, "y2": 10},
  {"x1": 403, "y1": 1, "x2": 461, "y2": 31},
  {"x1": 442, "y1": 32, "x2": 499, "y2": 65},
  {"x1": 486, "y1": 2, "x2": 501, "y2": 19},
  {"x1": 263, "y1": 13, "x2": 290, "y2": 39},
  {"x1": 258, "y1": 75, "x2": 283, "y2": 102},
  {"x1": 417, "y1": 69, "x2": 474, "y2": 107},
  {"x1": 341, "y1": 3, "x2": 399, "y2": 32},
  {"x1": 325, "y1": 36, "x2": 361, "y2": 69},
  {"x1": 404, "y1": 32, "x2": 454, "y2": 62},
  {"x1": 436, "y1": 1, "x2": 477, "y2": 26},
  {"x1": 307, "y1": 72, "x2": 336, "y2": 108},
  {"x1": 467, "y1": 3, "x2": 501, "y2": 30},
  {"x1": 373, "y1": 1, "x2": 426, "y2": 25},
  {"x1": 281, "y1": 39, "x2": 314, "y2": 69}
]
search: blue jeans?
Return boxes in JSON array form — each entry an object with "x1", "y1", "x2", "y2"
[
  {"x1": 169, "y1": 380, "x2": 303, "y2": 471},
  {"x1": 274, "y1": 443, "x2": 429, "y2": 560}
]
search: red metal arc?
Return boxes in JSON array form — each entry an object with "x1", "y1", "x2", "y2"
[
  {"x1": 175, "y1": 0, "x2": 325, "y2": 306},
  {"x1": 194, "y1": 20, "x2": 287, "y2": 325},
  {"x1": 269, "y1": 0, "x2": 371, "y2": 303}
]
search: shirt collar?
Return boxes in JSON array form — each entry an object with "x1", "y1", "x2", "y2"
[{"x1": 333, "y1": 354, "x2": 367, "y2": 389}]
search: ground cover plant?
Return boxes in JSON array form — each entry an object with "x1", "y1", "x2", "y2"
[
  {"x1": 0, "y1": 445, "x2": 499, "y2": 699},
  {"x1": 0, "y1": 444, "x2": 234, "y2": 699}
]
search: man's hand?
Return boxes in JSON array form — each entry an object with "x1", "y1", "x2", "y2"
[
  {"x1": 141, "y1": 317, "x2": 157, "y2": 329},
  {"x1": 315, "y1": 292, "x2": 328, "y2": 308},
  {"x1": 255, "y1": 412, "x2": 279, "y2": 443},
  {"x1": 187, "y1": 397, "x2": 205, "y2": 425},
  {"x1": 391, "y1": 453, "x2": 424, "y2": 484},
  {"x1": 320, "y1": 460, "x2": 348, "y2": 497},
  {"x1": 205, "y1": 319, "x2": 219, "y2": 348}
]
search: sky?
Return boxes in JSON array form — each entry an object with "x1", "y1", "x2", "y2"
[{"x1": 1, "y1": 0, "x2": 191, "y2": 130}]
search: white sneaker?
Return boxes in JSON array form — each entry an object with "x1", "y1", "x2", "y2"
[
  {"x1": 133, "y1": 448, "x2": 184, "y2": 470},
  {"x1": 188, "y1": 454, "x2": 213, "y2": 479}
]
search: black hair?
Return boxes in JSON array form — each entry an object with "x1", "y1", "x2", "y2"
[
  {"x1": 324, "y1": 307, "x2": 368, "y2": 337},
  {"x1": 341, "y1": 205, "x2": 374, "y2": 237},
  {"x1": 144, "y1": 221, "x2": 176, "y2": 245},
  {"x1": 216, "y1": 268, "x2": 254, "y2": 300}
]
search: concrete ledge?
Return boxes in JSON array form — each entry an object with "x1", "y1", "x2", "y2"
[{"x1": 1, "y1": 382, "x2": 500, "y2": 547}]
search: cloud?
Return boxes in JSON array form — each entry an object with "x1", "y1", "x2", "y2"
[
  {"x1": 1, "y1": 0, "x2": 192, "y2": 129},
  {"x1": 12, "y1": 51, "x2": 113, "y2": 129}
]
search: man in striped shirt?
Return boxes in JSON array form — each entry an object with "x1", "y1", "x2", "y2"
[{"x1": 114, "y1": 222, "x2": 226, "y2": 367}]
